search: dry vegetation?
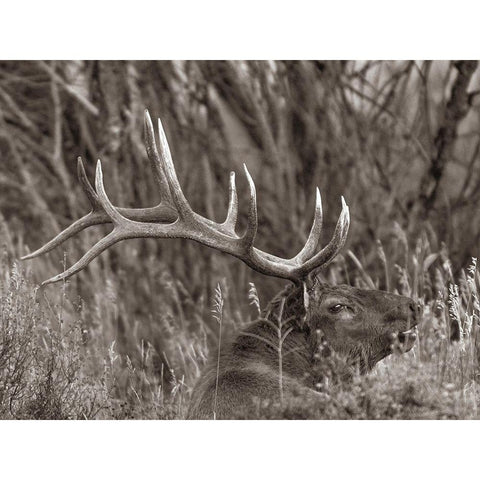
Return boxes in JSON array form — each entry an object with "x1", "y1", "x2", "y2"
[{"x1": 1, "y1": 60, "x2": 480, "y2": 419}]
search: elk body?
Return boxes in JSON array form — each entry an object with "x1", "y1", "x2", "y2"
[
  {"x1": 23, "y1": 111, "x2": 421, "y2": 419},
  {"x1": 187, "y1": 283, "x2": 420, "y2": 418}
]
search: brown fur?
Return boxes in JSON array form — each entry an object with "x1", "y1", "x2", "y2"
[{"x1": 187, "y1": 278, "x2": 421, "y2": 419}]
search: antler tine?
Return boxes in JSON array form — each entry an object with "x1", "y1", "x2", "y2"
[
  {"x1": 222, "y1": 171, "x2": 238, "y2": 233},
  {"x1": 144, "y1": 110, "x2": 171, "y2": 203},
  {"x1": 241, "y1": 164, "x2": 258, "y2": 250},
  {"x1": 293, "y1": 187, "x2": 323, "y2": 264},
  {"x1": 77, "y1": 156, "x2": 101, "y2": 206},
  {"x1": 20, "y1": 157, "x2": 102, "y2": 260},
  {"x1": 21, "y1": 132, "x2": 178, "y2": 261},
  {"x1": 95, "y1": 160, "x2": 130, "y2": 226},
  {"x1": 21, "y1": 204, "x2": 177, "y2": 262},
  {"x1": 41, "y1": 230, "x2": 125, "y2": 286},
  {"x1": 41, "y1": 162, "x2": 133, "y2": 284},
  {"x1": 21, "y1": 212, "x2": 101, "y2": 261},
  {"x1": 157, "y1": 118, "x2": 193, "y2": 220},
  {"x1": 295, "y1": 196, "x2": 350, "y2": 277},
  {"x1": 42, "y1": 160, "x2": 158, "y2": 285}
]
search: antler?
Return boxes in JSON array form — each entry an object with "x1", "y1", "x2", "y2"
[{"x1": 22, "y1": 110, "x2": 350, "y2": 286}]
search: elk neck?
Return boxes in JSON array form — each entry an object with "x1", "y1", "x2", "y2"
[{"x1": 228, "y1": 283, "x2": 323, "y2": 387}]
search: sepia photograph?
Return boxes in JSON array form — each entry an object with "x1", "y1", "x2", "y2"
[
  {"x1": 1, "y1": 2, "x2": 480, "y2": 479},
  {"x1": 2, "y1": 59, "x2": 480, "y2": 421}
]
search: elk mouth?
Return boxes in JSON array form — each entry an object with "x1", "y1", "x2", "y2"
[{"x1": 396, "y1": 325, "x2": 418, "y2": 351}]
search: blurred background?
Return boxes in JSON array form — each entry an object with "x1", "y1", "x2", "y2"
[{"x1": 1, "y1": 60, "x2": 480, "y2": 417}]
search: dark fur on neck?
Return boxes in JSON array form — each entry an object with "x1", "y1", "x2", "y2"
[
  {"x1": 186, "y1": 278, "x2": 416, "y2": 418},
  {"x1": 233, "y1": 283, "x2": 317, "y2": 386}
]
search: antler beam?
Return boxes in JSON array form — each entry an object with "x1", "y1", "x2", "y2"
[{"x1": 23, "y1": 110, "x2": 350, "y2": 285}]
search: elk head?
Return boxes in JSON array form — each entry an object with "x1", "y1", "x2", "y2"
[{"x1": 305, "y1": 282, "x2": 421, "y2": 372}]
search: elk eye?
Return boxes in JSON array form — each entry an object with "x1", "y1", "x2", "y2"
[{"x1": 329, "y1": 304, "x2": 347, "y2": 313}]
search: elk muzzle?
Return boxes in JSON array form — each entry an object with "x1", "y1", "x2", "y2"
[{"x1": 385, "y1": 299, "x2": 422, "y2": 352}]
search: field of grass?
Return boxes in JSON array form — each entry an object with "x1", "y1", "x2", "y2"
[
  {"x1": 1, "y1": 60, "x2": 480, "y2": 419},
  {"x1": 1, "y1": 229, "x2": 480, "y2": 419}
]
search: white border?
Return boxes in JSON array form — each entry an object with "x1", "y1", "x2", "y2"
[
  {"x1": 2, "y1": 3, "x2": 479, "y2": 478},
  {"x1": 2, "y1": 0, "x2": 480, "y2": 59},
  {"x1": 1, "y1": 420, "x2": 478, "y2": 478}
]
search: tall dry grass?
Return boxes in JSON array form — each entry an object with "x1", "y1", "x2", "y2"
[{"x1": 1, "y1": 224, "x2": 480, "y2": 418}]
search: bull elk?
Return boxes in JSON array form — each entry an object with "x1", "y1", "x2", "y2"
[{"x1": 23, "y1": 111, "x2": 422, "y2": 419}]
